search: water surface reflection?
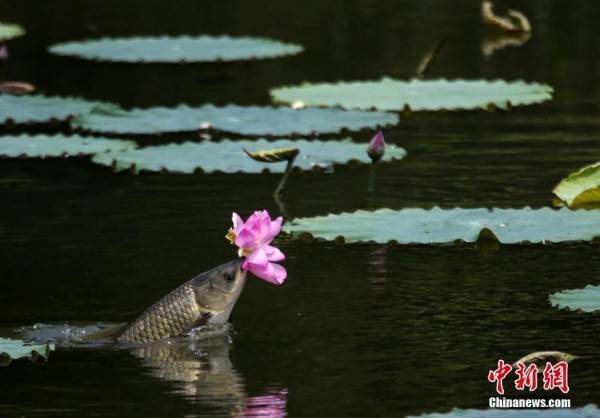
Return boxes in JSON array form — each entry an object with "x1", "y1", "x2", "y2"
[
  {"x1": 133, "y1": 334, "x2": 288, "y2": 418},
  {"x1": 16, "y1": 323, "x2": 288, "y2": 418}
]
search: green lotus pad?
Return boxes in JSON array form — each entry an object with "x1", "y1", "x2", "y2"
[
  {"x1": 0, "y1": 94, "x2": 111, "y2": 125},
  {"x1": 91, "y1": 138, "x2": 406, "y2": 174},
  {"x1": 0, "y1": 134, "x2": 135, "y2": 158},
  {"x1": 554, "y1": 162, "x2": 600, "y2": 208},
  {"x1": 48, "y1": 35, "x2": 303, "y2": 63},
  {"x1": 71, "y1": 104, "x2": 398, "y2": 136},
  {"x1": 550, "y1": 285, "x2": 600, "y2": 313},
  {"x1": 0, "y1": 21, "x2": 25, "y2": 41},
  {"x1": 270, "y1": 78, "x2": 553, "y2": 111},
  {"x1": 0, "y1": 338, "x2": 54, "y2": 366},
  {"x1": 283, "y1": 207, "x2": 600, "y2": 244},
  {"x1": 406, "y1": 405, "x2": 600, "y2": 418}
]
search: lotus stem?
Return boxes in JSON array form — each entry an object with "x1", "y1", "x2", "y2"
[
  {"x1": 368, "y1": 163, "x2": 377, "y2": 193},
  {"x1": 274, "y1": 155, "x2": 296, "y2": 197},
  {"x1": 273, "y1": 190, "x2": 290, "y2": 221}
]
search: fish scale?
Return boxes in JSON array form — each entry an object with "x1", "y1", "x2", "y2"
[{"x1": 117, "y1": 279, "x2": 202, "y2": 343}]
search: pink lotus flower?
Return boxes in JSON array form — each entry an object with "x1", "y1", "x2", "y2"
[
  {"x1": 367, "y1": 129, "x2": 385, "y2": 163},
  {"x1": 227, "y1": 210, "x2": 287, "y2": 285}
]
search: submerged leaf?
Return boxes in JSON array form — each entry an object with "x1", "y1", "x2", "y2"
[
  {"x1": 270, "y1": 78, "x2": 553, "y2": 111},
  {"x1": 0, "y1": 134, "x2": 135, "y2": 158},
  {"x1": 0, "y1": 21, "x2": 25, "y2": 41},
  {"x1": 283, "y1": 208, "x2": 600, "y2": 244},
  {"x1": 71, "y1": 104, "x2": 398, "y2": 136},
  {"x1": 0, "y1": 94, "x2": 112, "y2": 125},
  {"x1": 553, "y1": 162, "x2": 600, "y2": 208},
  {"x1": 49, "y1": 35, "x2": 303, "y2": 63},
  {"x1": 244, "y1": 147, "x2": 299, "y2": 163},
  {"x1": 513, "y1": 351, "x2": 578, "y2": 368},
  {"x1": 550, "y1": 285, "x2": 600, "y2": 313},
  {"x1": 91, "y1": 138, "x2": 407, "y2": 174},
  {"x1": 0, "y1": 338, "x2": 54, "y2": 366},
  {"x1": 406, "y1": 405, "x2": 600, "y2": 418}
]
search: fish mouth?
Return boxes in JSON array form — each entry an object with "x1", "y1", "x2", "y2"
[
  {"x1": 194, "y1": 257, "x2": 248, "y2": 313},
  {"x1": 232, "y1": 256, "x2": 245, "y2": 270},
  {"x1": 194, "y1": 257, "x2": 245, "y2": 285},
  {"x1": 214, "y1": 257, "x2": 245, "y2": 275}
]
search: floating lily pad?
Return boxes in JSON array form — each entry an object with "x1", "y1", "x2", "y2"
[
  {"x1": 70, "y1": 104, "x2": 398, "y2": 136},
  {"x1": 406, "y1": 405, "x2": 600, "y2": 418},
  {"x1": 0, "y1": 134, "x2": 135, "y2": 158},
  {"x1": 271, "y1": 78, "x2": 553, "y2": 111},
  {"x1": 283, "y1": 208, "x2": 600, "y2": 244},
  {"x1": 244, "y1": 147, "x2": 299, "y2": 163},
  {"x1": 0, "y1": 94, "x2": 111, "y2": 124},
  {"x1": 91, "y1": 138, "x2": 406, "y2": 174},
  {"x1": 0, "y1": 338, "x2": 54, "y2": 366},
  {"x1": 554, "y1": 162, "x2": 600, "y2": 208},
  {"x1": 49, "y1": 35, "x2": 303, "y2": 63},
  {"x1": 0, "y1": 21, "x2": 25, "y2": 41},
  {"x1": 550, "y1": 285, "x2": 600, "y2": 313}
]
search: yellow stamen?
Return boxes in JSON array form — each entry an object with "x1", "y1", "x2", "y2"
[
  {"x1": 238, "y1": 248, "x2": 252, "y2": 257},
  {"x1": 227, "y1": 228, "x2": 253, "y2": 258}
]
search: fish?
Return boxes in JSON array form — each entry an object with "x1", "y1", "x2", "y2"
[{"x1": 116, "y1": 258, "x2": 247, "y2": 344}]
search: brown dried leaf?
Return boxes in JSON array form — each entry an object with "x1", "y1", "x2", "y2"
[
  {"x1": 481, "y1": 1, "x2": 531, "y2": 33},
  {"x1": 481, "y1": 31, "x2": 530, "y2": 58},
  {"x1": 512, "y1": 351, "x2": 578, "y2": 368},
  {"x1": 507, "y1": 10, "x2": 532, "y2": 33},
  {"x1": 243, "y1": 147, "x2": 299, "y2": 163},
  {"x1": 0, "y1": 81, "x2": 35, "y2": 95}
]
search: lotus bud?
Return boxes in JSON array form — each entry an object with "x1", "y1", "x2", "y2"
[
  {"x1": 0, "y1": 45, "x2": 8, "y2": 61},
  {"x1": 367, "y1": 129, "x2": 385, "y2": 163}
]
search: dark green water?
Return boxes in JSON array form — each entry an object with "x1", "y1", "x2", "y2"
[{"x1": 1, "y1": 0, "x2": 600, "y2": 416}]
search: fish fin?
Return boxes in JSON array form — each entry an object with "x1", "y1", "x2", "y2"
[{"x1": 193, "y1": 312, "x2": 212, "y2": 328}]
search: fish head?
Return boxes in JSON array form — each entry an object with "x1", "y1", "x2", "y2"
[{"x1": 193, "y1": 258, "x2": 248, "y2": 314}]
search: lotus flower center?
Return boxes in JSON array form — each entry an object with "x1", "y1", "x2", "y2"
[{"x1": 225, "y1": 228, "x2": 236, "y2": 244}]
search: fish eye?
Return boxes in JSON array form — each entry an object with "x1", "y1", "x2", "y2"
[{"x1": 224, "y1": 272, "x2": 235, "y2": 283}]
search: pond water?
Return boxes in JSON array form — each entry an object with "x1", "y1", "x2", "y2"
[{"x1": 1, "y1": 0, "x2": 600, "y2": 416}]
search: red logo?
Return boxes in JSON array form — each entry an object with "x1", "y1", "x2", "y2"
[
  {"x1": 488, "y1": 359, "x2": 569, "y2": 394},
  {"x1": 515, "y1": 362, "x2": 538, "y2": 391},
  {"x1": 488, "y1": 360, "x2": 512, "y2": 395},
  {"x1": 543, "y1": 361, "x2": 570, "y2": 394}
]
